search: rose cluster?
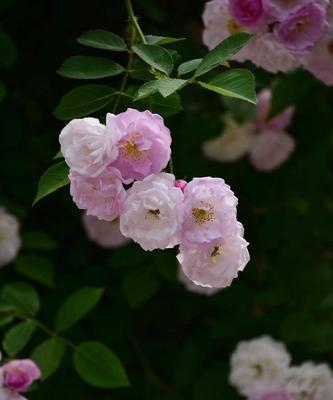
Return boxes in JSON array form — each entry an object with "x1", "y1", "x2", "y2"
[
  {"x1": 203, "y1": 88, "x2": 296, "y2": 171},
  {"x1": 0, "y1": 356, "x2": 40, "y2": 399},
  {"x1": 203, "y1": 0, "x2": 333, "y2": 85},
  {"x1": 60, "y1": 108, "x2": 250, "y2": 289},
  {"x1": 229, "y1": 336, "x2": 333, "y2": 399}
]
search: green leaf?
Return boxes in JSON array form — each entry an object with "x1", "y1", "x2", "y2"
[
  {"x1": 194, "y1": 32, "x2": 253, "y2": 78},
  {"x1": 198, "y1": 68, "x2": 256, "y2": 104},
  {"x1": 33, "y1": 161, "x2": 69, "y2": 205},
  {"x1": 77, "y1": 30, "x2": 126, "y2": 52},
  {"x1": 22, "y1": 230, "x2": 58, "y2": 251},
  {"x1": 122, "y1": 268, "x2": 160, "y2": 308},
  {"x1": 3, "y1": 321, "x2": 36, "y2": 356},
  {"x1": 132, "y1": 44, "x2": 173, "y2": 75},
  {"x1": 57, "y1": 56, "x2": 124, "y2": 79},
  {"x1": 0, "y1": 315, "x2": 14, "y2": 327},
  {"x1": 0, "y1": 81, "x2": 6, "y2": 101},
  {"x1": 178, "y1": 59, "x2": 202, "y2": 76},
  {"x1": 53, "y1": 151, "x2": 63, "y2": 159},
  {"x1": 31, "y1": 338, "x2": 66, "y2": 381},
  {"x1": 15, "y1": 254, "x2": 55, "y2": 287},
  {"x1": 55, "y1": 287, "x2": 104, "y2": 332},
  {"x1": 54, "y1": 84, "x2": 115, "y2": 120},
  {"x1": 73, "y1": 341, "x2": 129, "y2": 388},
  {"x1": 1, "y1": 282, "x2": 40, "y2": 317},
  {"x1": 136, "y1": 78, "x2": 187, "y2": 99},
  {"x1": 145, "y1": 35, "x2": 186, "y2": 45},
  {"x1": 0, "y1": 30, "x2": 17, "y2": 68}
]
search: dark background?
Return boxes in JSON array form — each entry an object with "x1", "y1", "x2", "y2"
[{"x1": 1, "y1": 0, "x2": 333, "y2": 399}]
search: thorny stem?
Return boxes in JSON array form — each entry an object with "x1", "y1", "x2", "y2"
[{"x1": 124, "y1": 0, "x2": 147, "y2": 44}]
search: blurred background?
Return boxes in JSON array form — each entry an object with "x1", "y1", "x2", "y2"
[{"x1": 1, "y1": 0, "x2": 333, "y2": 399}]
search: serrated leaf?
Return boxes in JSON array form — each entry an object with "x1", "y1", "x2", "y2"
[
  {"x1": 178, "y1": 59, "x2": 202, "y2": 76},
  {"x1": 133, "y1": 44, "x2": 173, "y2": 75},
  {"x1": 55, "y1": 287, "x2": 104, "y2": 332},
  {"x1": 3, "y1": 321, "x2": 36, "y2": 356},
  {"x1": 145, "y1": 35, "x2": 186, "y2": 45},
  {"x1": 1, "y1": 282, "x2": 40, "y2": 317},
  {"x1": 15, "y1": 254, "x2": 55, "y2": 287},
  {"x1": 33, "y1": 161, "x2": 69, "y2": 205},
  {"x1": 31, "y1": 338, "x2": 66, "y2": 381},
  {"x1": 198, "y1": 68, "x2": 256, "y2": 104},
  {"x1": 57, "y1": 56, "x2": 124, "y2": 79},
  {"x1": 77, "y1": 30, "x2": 126, "y2": 52},
  {"x1": 194, "y1": 32, "x2": 253, "y2": 78},
  {"x1": 73, "y1": 341, "x2": 129, "y2": 388},
  {"x1": 54, "y1": 84, "x2": 115, "y2": 120},
  {"x1": 136, "y1": 78, "x2": 187, "y2": 99}
]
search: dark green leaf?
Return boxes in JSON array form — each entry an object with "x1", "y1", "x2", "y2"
[
  {"x1": 145, "y1": 35, "x2": 186, "y2": 45},
  {"x1": 198, "y1": 68, "x2": 256, "y2": 104},
  {"x1": 178, "y1": 59, "x2": 202, "y2": 76},
  {"x1": 15, "y1": 254, "x2": 55, "y2": 287},
  {"x1": 22, "y1": 230, "x2": 58, "y2": 251},
  {"x1": 31, "y1": 338, "x2": 66, "y2": 381},
  {"x1": 73, "y1": 341, "x2": 129, "y2": 388},
  {"x1": 132, "y1": 44, "x2": 173, "y2": 75},
  {"x1": 54, "y1": 84, "x2": 115, "y2": 120},
  {"x1": 55, "y1": 287, "x2": 104, "y2": 332},
  {"x1": 57, "y1": 56, "x2": 124, "y2": 79},
  {"x1": 3, "y1": 320, "x2": 36, "y2": 356},
  {"x1": 136, "y1": 78, "x2": 187, "y2": 99},
  {"x1": 77, "y1": 30, "x2": 126, "y2": 52},
  {"x1": 0, "y1": 81, "x2": 6, "y2": 101},
  {"x1": 1, "y1": 282, "x2": 40, "y2": 317},
  {"x1": 33, "y1": 161, "x2": 69, "y2": 205},
  {"x1": 0, "y1": 315, "x2": 14, "y2": 327},
  {"x1": 194, "y1": 33, "x2": 253, "y2": 78},
  {"x1": 0, "y1": 30, "x2": 17, "y2": 68}
]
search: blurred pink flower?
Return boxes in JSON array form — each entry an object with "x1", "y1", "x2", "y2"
[
  {"x1": 70, "y1": 167, "x2": 126, "y2": 221},
  {"x1": 0, "y1": 208, "x2": 21, "y2": 268},
  {"x1": 250, "y1": 389, "x2": 291, "y2": 400},
  {"x1": 177, "y1": 222, "x2": 249, "y2": 288},
  {"x1": 249, "y1": 130, "x2": 296, "y2": 172},
  {"x1": 108, "y1": 109, "x2": 171, "y2": 182},
  {"x1": 0, "y1": 388, "x2": 27, "y2": 400},
  {"x1": 1, "y1": 360, "x2": 40, "y2": 393},
  {"x1": 178, "y1": 264, "x2": 221, "y2": 295},
  {"x1": 120, "y1": 173, "x2": 184, "y2": 251},
  {"x1": 59, "y1": 117, "x2": 119, "y2": 177},
  {"x1": 274, "y1": 3, "x2": 326, "y2": 51},
  {"x1": 229, "y1": 0, "x2": 269, "y2": 27},
  {"x1": 181, "y1": 177, "x2": 239, "y2": 246},
  {"x1": 82, "y1": 214, "x2": 130, "y2": 248},
  {"x1": 175, "y1": 179, "x2": 187, "y2": 192}
]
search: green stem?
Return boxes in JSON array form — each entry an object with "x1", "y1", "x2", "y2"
[
  {"x1": 168, "y1": 156, "x2": 174, "y2": 174},
  {"x1": 124, "y1": 0, "x2": 147, "y2": 44}
]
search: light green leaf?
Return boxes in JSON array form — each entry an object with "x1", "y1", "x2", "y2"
[
  {"x1": 73, "y1": 341, "x2": 129, "y2": 388},
  {"x1": 54, "y1": 84, "x2": 115, "y2": 120},
  {"x1": 145, "y1": 35, "x2": 186, "y2": 45},
  {"x1": 198, "y1": 68, "x2": 256, "y2": 104},
  {"x1": 53, "y1": 151, "x2": 63, "y2": 160},
  {"x1": 132, "y1": 44, "x2": 173, "y2": 75},
  {"x1": 33, "y1": 161, "x2": 69, "y2": 205},
  {"x1": 77, "y1": 30, "x2": 126, "y2": 52},
  {"x1": 136, "y1": 78, "x2": 187, "y2": 99},
  {"x1": 1, "y1": 282, "x2": 40, "y2": 317},
  {"x1": 3, "y1": 321, "x2": 36, "y2": 356},
  {"x1": 194, "y1": 32, "x2": 253, "y2": 78},
  {"x1": 15, "y1": 254, "x2": 55, "y2": 287},
  {"x1": 31, "y1": 338, "x2": 66, "y2": 381},
  {"x1": 0, "y1": 30, "x2": 17, "y2": 68},
  {"x1": 57, "y1": 56, "x2": 124, "y2": 79},
  {"x1": 122, "y1": 268, "x2": 160, "y2": 308},
  {"x1": 178, "y1": 59, "x2": 202, "y2": 76},
  {"x1": 55, "y1": 287, "x2": 104, "y2": 332}
]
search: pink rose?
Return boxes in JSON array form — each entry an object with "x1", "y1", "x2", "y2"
[
  {"x1": 107, "y1": 109, "x2": 171, "y2": 182},
  {"x1": 229, "y1": 0, "x2": 269, "y2": 27},
  {"x1": 59, "y1": 117, "x2": 120, "y2": 177},
  {"x1": 69, "y1": 167, "x2": 126, "y2": 221},
  {"x1": 249, "y1": 130, "x2": 296, "y2": 172},
  {"x1": 2, "y1": 359, "x2": 40, "y2": 393}
]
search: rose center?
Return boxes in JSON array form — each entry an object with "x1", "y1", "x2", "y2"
[
  {"x1": 192, "y1": 205, "x2": 214, "y2": 225},
  {"x1": 121, "y1": 133, "x2": 146, "y2": 160},
  {"x1": 145, "y1": 209, "x2": 160, "y2": 220},
  {"x1": 227, "y1": 19, "x2": 243, "y2": 34}
]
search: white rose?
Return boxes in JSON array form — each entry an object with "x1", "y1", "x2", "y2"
[{"x1": 0, "y1": 208, "x2": 21, "y2": 268}]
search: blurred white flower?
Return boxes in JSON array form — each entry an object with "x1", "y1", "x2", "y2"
[
  {"x1": 286, "y1": 362, "x2": 333, "y2": 400},
  {"x1": 229, "y1": 336, "x2": 291, "y2": 397},
  {"x1": 0, "y1": 208, "x2": 21, "y2": 268},
  {"x1": 203, "y1": 114, "x2": 256, "y2": 162}
]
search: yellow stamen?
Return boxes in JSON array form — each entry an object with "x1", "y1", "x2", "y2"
[
  {"x1": 192, "y1": 205, "x2": 215, "y2": 225},
  {"x1": 146, "y1": 209, "x2": 160, "y2": 220}
]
